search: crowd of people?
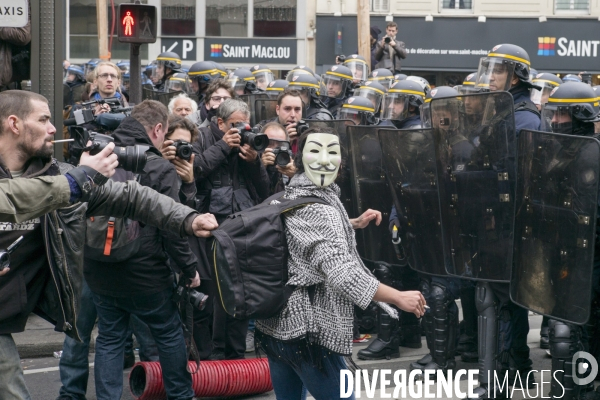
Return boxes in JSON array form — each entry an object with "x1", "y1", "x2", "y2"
[{"x1": 0, "y1": 18, "x2": 599, "y2": 400}]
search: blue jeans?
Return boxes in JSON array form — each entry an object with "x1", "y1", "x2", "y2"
[
  {"x1": 58, "y1": 280, "x2": 97, "y2": 400},
  {"x1": 0, "y1": 334, "x2": 31, "y2": 400},
  {"x1": 92, "y1": 288, "x2": 193, "y2": 400},
  {"x1": 262, "y1": 335, "x2": 355, "y2": 400}
]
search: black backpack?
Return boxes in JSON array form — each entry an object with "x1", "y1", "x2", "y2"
[
  {"x1": 211, "y1": 194, "x2": 327, "y2": 320},
  {"x1": 84, "y1": 169, "x2": 142, "y2": 262}
]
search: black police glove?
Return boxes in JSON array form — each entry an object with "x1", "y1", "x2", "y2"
[{"x1": 65, "y1": 165, "x2": 109, "y2": 201}]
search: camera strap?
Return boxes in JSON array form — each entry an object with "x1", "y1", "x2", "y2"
[{"x1": 180, "y1": 293, "x2": 201, "y2": 374}]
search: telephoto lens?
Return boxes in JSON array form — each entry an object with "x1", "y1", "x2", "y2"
[{"x1": 88, "y1": 133, "x2": 148, "y2": 174}]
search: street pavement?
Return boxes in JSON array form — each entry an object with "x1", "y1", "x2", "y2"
[{"x1": 16, "y1": 312, "x2": 574, "y2": 399}]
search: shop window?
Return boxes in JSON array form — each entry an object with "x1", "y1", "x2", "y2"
[
  {"x1": 253, "y1": 0, "x2": 296, "y2": 37},
  {"x1": 371, "y1": 0, "x2": 389, "y2": 12},
  {"x1": 69, "y1": 0, "x2": 148, "y2": 60},
  {"x1": 555, "y1": 0, "x2": 589, "y2": 13},
  {"x1": 440, "y1": 0, "x2": 472, "y2": 10},
  {"x1": 162, "y1": 0, "x2": 195, "y2": 36},
  {"x1": 206, "y1": 0, "x2": 248, "y2": 37}
]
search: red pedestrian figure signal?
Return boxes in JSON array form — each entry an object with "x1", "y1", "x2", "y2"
[
  {"x1": 118, "y1": 4, "x2": 157, "y2": 44},
  {"x1": 123, "y1": 11, "x2": 134, "y2": 36}
]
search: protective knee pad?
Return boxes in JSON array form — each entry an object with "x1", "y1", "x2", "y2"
[
  {"x1": 476, "y1": 282, "x2": 499, "y2": 384},
  {"x1": 428, "y1": 283, "x2": 459, "y2": 364},
  {"x1": 549, "y1": 320, "x2": 584, "y2": 400}
]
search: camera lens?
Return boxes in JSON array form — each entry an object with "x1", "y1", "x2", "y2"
[
  {"x1": 188, "y1": 290, "x2": 208, "y2": 311},
  {"x1": 114, "y1": 145, "x2": 148, "y2": 174},
  {"x1": 275, "y1": 151, "x2": 291, "y2": 167},
  {"x1": 384, "y1": 37, "x2": 391, "y2": 43},
  {"x1": 249, "y1": 133, "x2": 268, "y2": 151},
  {"x1": 176, "y1": 144, "x2": 193, "y2": 160}
]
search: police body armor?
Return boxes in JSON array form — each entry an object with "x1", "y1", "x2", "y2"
[{"x1": 511, "y1": 129, "x2": 600, "y2": 325}]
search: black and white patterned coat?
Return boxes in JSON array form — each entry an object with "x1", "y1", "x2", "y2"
[{"x1": 256, "y1": 173, "x2": 397, "y2": 356}]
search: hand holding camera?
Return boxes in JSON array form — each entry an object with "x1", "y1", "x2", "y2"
[{"x1": 222, "y1": 127, "x2": 242, "y2": 149}]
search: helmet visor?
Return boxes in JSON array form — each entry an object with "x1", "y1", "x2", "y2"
[
  {"x1": 353, "y1": 87, "x2": 384, "y2": 112},
  {"x1": 228, "y1": 77, "x2": 247, "y2": 95},
  {"x1": 541, "y1": 104, "x2": 572, "y2": 133},
  {"x1": 345, "y1": 61, "x2": 369, "y2": 83},
  {"x1": 320, "y1": 74, "x2": 349, "y2": 99},
  {"x1": 381, "y1": 93, "x2": 410, "y2": 121},
  {"x1": 530, "y1": 86, "x2": 554, "y2": 106},
  {"x1": 337, "y1": 108, "x2": 363, "y2": 125},
  {"x1": 368, "y1": 76, "x2": 394, "y2": 89},
  {"x1": 254, "y1": 71, "x2": 275, "y2": 90},
  {"x1": 166, "y1": 76, "x2": 190, "y2": 93},
  {"x1": 475, "y1": 57, "x2": 517, "y2": 92},
  {"x1": 420, "y1": 103, "x2": 432, "y2": 128}
]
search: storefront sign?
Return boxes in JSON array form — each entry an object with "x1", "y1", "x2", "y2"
[
  {"x1": 204, "y1": 38, "x2": 297, "y2": 64},
  {"x1": 0, "y1": 0, "x2": 27, "y2": 28},
  {"x1": 316, "y1": 16, "x2": 600, "y2": 72}
]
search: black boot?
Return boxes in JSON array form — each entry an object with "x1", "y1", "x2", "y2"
[
  {"x1": 540, "y1": 315, "x2": 550, "y2": 349},
  {"x1": 549, "y1": 319, "x2": 584, "y2": 400},
  {"x1": 357, "y1": 311, "x2": 400, "y2": 360},
  {"x1": 409, "y1": 354, "x2": 432, "y2": 370}
]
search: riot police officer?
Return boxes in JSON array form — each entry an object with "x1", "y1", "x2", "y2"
[
  {"x1": 336, "y1": 96, "x2": 378, "y2": 125},
  {"x1": 379, "y1": 80, "x2": 425, "y2": 129},
  {"x1": 406, "y1": 75, "x2": 431, "y2": 96},
  {"x1": 286, "y1": 65, "x2": 315, "y2": 82},
  {"x1": 367, "y1": 68, "x2": 395, "y2": 89},
  {"x1": 531, "y1": 72, "x2": 562, "y2": 111},
  {"x1": 228, "y1": 68, "x2": 263, "y2": 96},
  {"x1": 562, "y1": 73, "x2": 582, "y2": 83},
  {"x1": 63, "y1": 64, "x2": 87, "y2": 107},
  {"x1": 265, "y1": 79, "x2": 289, "y2": 98},
  {"x1": 249, "y1": 64, "x2": 275, "y2": 90},
  {"x1": 165, "y1": 72, "x2": 192, "y2": 94},
  {"x1": 84, "y1": 58, "x2": 101, "y2": 80},
  {"x1": 187, "y1": 61, "x2": 224, "y2": 103},
  {"x1": 342, "y1": 54, "x2": 370, "y2": 85},
  {"x1": 320, "y1": 65, "x2": 355, "y2": 118},
  {"x1": 287, "y1": 74, "x2": 333, "y2": 120},
  {"x1": 352, "y1": 80, "x2": 387, "y2": 115},
  {"x1": 457, "y1": 71, "x2": 478, "y2": 94},
  {"x1": 152, "y1": 51, "x2": 183, "y2": 92}
]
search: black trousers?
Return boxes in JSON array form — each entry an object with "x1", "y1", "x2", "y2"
[{"x1": 210, "y1": 277, "x2": 248, "y2": 359}]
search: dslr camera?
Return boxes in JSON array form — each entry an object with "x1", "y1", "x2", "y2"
[
  {"x1": 0, "y1": 236, "x2": 24, "y2": 272},
  {"x1": 173, "y1": 140, "x2": 193, "y2": 161},
  {"x1": 232, "y1": 122, "x2": 268, "y2": 151},
  {"x1": 172, "y1": 279, "x2": 208, "y2": 311},
  {"x1": 271, "y1": 143, "x2": 293, "y2": 167},
  {"x1": 84, "y1": 132, "x2": 148, "y2": 174},
  {"x1": 295, "y1": 119, "x2": 310, "y2": 136},
  {"x1": 384, "y1": 36, "x2": 392, "y2": 44}
]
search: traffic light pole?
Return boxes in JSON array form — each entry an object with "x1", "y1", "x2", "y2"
[{"x1": 130, "y1": 43, "x2": 141, "y2": 104}]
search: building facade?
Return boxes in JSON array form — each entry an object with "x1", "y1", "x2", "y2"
[{"x1": 313, "y1": 0, "x2": 600, "y2": 85}]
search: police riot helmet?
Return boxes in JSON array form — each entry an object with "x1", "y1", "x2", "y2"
[
  {"x1": 421, "y1": 86, "x2": 460, "y2": 129},
  {"x1": 337, "y1": 96, "x2": 377, "y2": 125},
  {"x1": 381, "y1": 80, "x2": 425, "y2": 121},
  {"x1": 342, "y1": 55, "x2": 369, "y2": 83},
  {"x1": 181, "y1": 64, "x2": 191, "y2": 74},
  {"x1": 542, "y1": 82, "x2": 600, "y2": 135},
  {"x1": 188, "y1": 61, "x2": 222, "y2": 83},
  {"x1": 250, "y1": 64, "x2": 275, "y2": 89},
  {"x1": 265, "y1": 79, "x2": 289, "y2": 97},
  {"x1": 352, "y1": 80, "x2": 387, "y2": 113},
  {"x1": 212, "y1": 62, "x2": 229, "y2": 78},
  {"x1": 287, "y1": 73, "x2": 320, "y2": 105},
  {"x1": 368, "y1": 68, "x2": 395, "y2": 89},
  {"x1": 562, "y1": 74, "x2": 582, "y2": 83},
  {"x1": 458, "y1": 72, "x2": 479, "y2": 94},
  {"x1": 66, "y1": 65, "x2": 85, "y2": 82},
  {"x1": 153, "y1": 51, "x2": 182, "y2": 82},
  {"x1": 166, "y1": 72, "x2": 191, "y2": 93},
  {"x1": 116, "y1": 60, "x2": 130, "y2": 75},
  {"x1": 394, "y1": 73, "x2": 408, "y2": 81},
  {"x1": 475, "y1": 43, "x2": 532, "y2": 91},
  {"x1": 528, "y1": 68, "x2": 538, "y2": 80},
  {"x1": 406, "y1": 76, "x2": 431, "y2": 96},
  {"x1": 530, "y1": 73, "x2": 562, "y2": 107},
  {"x1": 286, "y1": 65, "x2": 315, "y2": 83},
  {"x1": 84, "y1": 58, "x2": 101, "y2": 78},
  {"x1": 228, "y1": 68, "x2": 258, "y2": 95},
  {"x1": 320, "y1": 65, "x2": 354, "y2": 100}
]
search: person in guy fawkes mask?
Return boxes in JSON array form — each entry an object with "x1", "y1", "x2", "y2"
[
  {"x1": 255, "y1": 127, "x2": 426, "y2": 399},
  {"x1": 533, "y1": 81, "x2": 600, "y2": 400}
]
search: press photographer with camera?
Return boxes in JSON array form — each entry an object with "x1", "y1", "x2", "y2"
[
  {"x1": 0, "y1": 91, "x2": 218, "y2": 400},
  {"x1": 161, "y1": 115, "x2": 197, "y2": 205},
  {"x1": 260, "y1": 122, "x2": 295, "y2": 195},
  {"x1": 374, "y1": 21, "x2": 407, "y2": 74},
  {"x1": 85, "y1": 100, "x2": 208, "y2": 399},
  {"x1": 193, "y1": 98, "x2": 270, "y2": 360}
]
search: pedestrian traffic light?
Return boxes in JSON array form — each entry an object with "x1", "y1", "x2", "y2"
[{"x1": 118, "y1": 3, "x2": 157, "y2": 44}]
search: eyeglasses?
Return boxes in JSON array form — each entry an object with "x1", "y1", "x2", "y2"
[
  {"x1": 98, "y1": 73, "x2": 118, "y2": 80},
  {"x1": 210, "y1": 96, "x2": 232, "y2": 102}
]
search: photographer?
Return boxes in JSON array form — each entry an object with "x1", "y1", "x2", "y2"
[
  {"x1": 161, "y1": 115, "x2": 197, "y2": 206},
  {"x1": 274, "y1": 89, "x2": 303, "y2": 148},
  {"x1": 0, "y1": 90, "x2": 217, "y2": 400},
  {"x1": 260, "y1": 122, "x2": 296, "y2": 195},
  {"x1": 86, "y1": 100, "x2": 207, "y2": 399},
  {"x1": 193, "y1": 98, "x2": 270, "y2": 360},
  {"x1": 374, "y1": 21, "x2": 407, "y2": 74}
]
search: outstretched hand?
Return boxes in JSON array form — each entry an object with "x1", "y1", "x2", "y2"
[{"x1": 350, "y1": 209, "x2": 382, "y2": 229}]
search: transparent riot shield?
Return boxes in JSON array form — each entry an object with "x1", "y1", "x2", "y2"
[
  {"x1": 240, "y1": 94, "x2": 272, "y2": 126},
  {"x1": 432, "y1": 91, "x2": 516, "y2": 281},
  {"x1": 379, "y1": 128, "x2": 447, "y2": 276},
  {"x1": 142, "y1": 88, "x2": 184, "y2": 107},
  {"x1": 347, "y1": 125, "x2": 400, "y2": 266},
  {"x1": 510, "y1": 130, "x2": 600, "y2": 324}
]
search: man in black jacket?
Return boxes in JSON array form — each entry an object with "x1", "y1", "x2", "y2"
[
  {"x1": 0, "y1": 91, "x2": 217, "y2": 400},
  {"x1": 193, "y1": 98, "x2": 270, "y2": 360},
  {"x1": 86, "y1": 100, "x2": 203, "y2": 400}
]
